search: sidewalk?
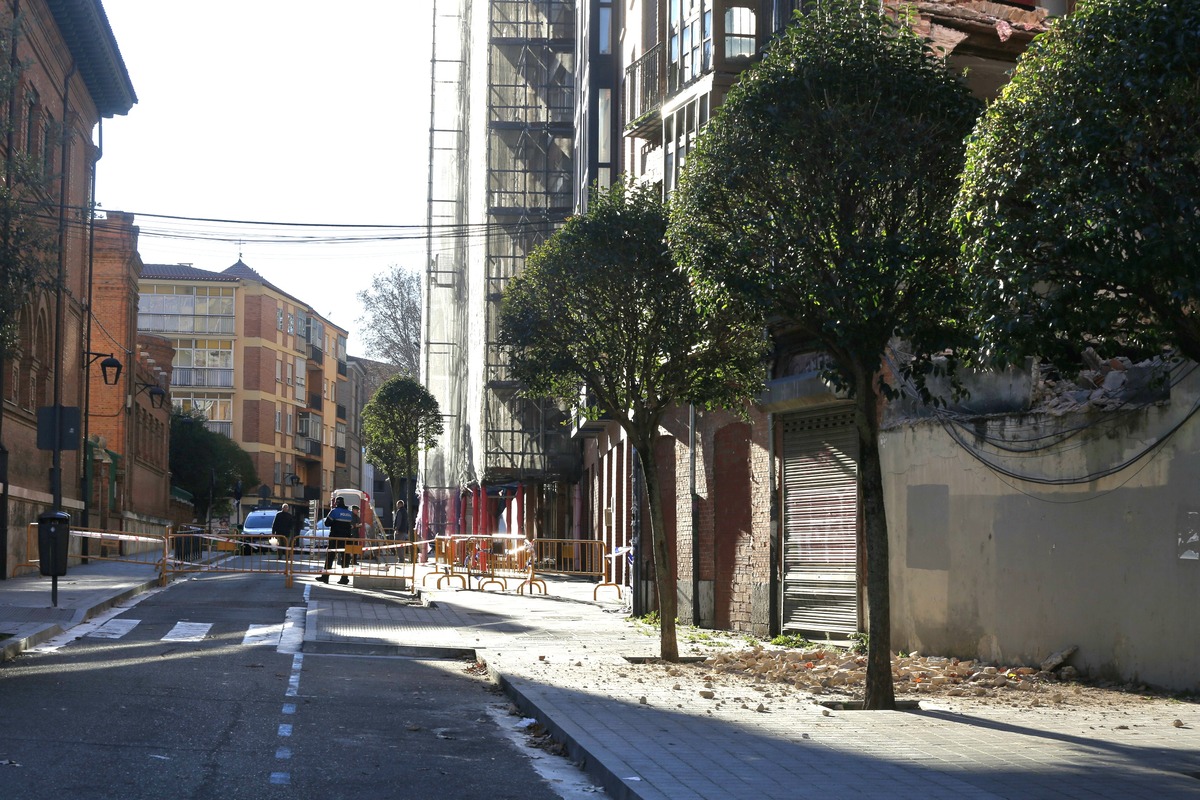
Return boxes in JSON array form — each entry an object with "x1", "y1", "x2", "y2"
[{"x1": 3, "y1": 560, "x2": 1198, "y2": 799}]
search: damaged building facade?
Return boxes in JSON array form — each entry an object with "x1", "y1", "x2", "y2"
[{"x1": 422, "y1": 0, "x2": 1199, "y2": 691}]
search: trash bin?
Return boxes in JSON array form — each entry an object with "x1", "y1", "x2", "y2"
[{"x1": 38, "y1": 510, "x2": 71, "y2": 577}]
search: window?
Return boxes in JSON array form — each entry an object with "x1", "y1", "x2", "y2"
[
  {"x1": 24, "y1": 89, "x2": 38, "y2": 154},
  {"x1": 725, "y1": 6, "x2": 757, "y2": 59},
  {"x1": 598, "y1": 1, "x2": 612, "y2": 55},
  {"x1": 275, "y1": 406, "x2": 282, "y2": 433},
  {"x1": 287, "y1": 313, "x2": 295, "y2": 335},
  {"x1": 286, "y1": 361, "x2": 293, "y2": 385},
  {"x1": 277, "y1": 307, "x2": 284, "y2": 331},
  {"x1": 276, "y1": 359, "x2": 283, "y2": 383},
  {"x1": 42, "y1": 114, "x2": 55, "y2": 176}
]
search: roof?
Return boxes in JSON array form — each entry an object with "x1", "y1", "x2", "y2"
[
  {"x1": 140, "y1": 263, "x2": 241, "y2": 282},
  {"x1": 46, "y1": 0, "x2": 137, "y2": 117}
]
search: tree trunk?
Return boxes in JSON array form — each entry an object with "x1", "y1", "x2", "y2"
[
  {"x1": 636, "y1": 438, "x2": 679, "y2": 661},
  {"x1": 856, "y1": 378, "x2": 896, "y2": 710}
]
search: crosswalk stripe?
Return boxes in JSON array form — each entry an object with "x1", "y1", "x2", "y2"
[
  {"x1": 244, "y1": 623, "x2": 284, "y2": 646},
  {"x1": 162, "y1": 622, "x2": 213, "y2": 642},
  {"x1": 88, "y1": 619, "x2": 140, "y2": 639}
]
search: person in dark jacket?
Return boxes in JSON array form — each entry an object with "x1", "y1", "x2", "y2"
[
  {"x1": 319, "y1": 497, "x2": 355, "y2": 584},
  {"x1": 271, "y1": 503, "x2": 296, "y2": 560}
]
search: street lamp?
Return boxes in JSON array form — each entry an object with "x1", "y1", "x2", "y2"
[
  {"x1": 85, "y1": 351, "x2": 122, "y2": 386},
  {"x1": 134, "y1": 381, "x2": 167, "y2": 409}
]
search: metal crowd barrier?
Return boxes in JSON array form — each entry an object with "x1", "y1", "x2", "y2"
[
  {"x1": 162, "y1": 529, "x2": 418, "y2": 589},
  {"x1": 426, "y1": 535, "x2": 620, "y2": 600},
  {"x1": 526, "y1": 537, "x2": 621, "y2": 600},
  {"x1": 15, "y1": 522, "x2": 617, "y2": 602}
]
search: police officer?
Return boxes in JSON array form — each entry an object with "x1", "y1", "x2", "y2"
[{"x1": 318, "y1": 496, "x2": 355, "y2": 585}]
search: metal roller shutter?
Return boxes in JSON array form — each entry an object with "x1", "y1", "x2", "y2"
[{"x1": 781, "y1": 407, "x2": 860, "y2": 641}]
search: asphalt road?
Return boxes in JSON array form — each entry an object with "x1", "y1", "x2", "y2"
[{"x1": 0, "y1": 572, "x2": 569, "y2": 800}]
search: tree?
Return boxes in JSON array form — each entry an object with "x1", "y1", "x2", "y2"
[
  {"x1": 956, "y1": 0, "x2": 1200, "y2": 367},
  {"x1": 169, "y1": 409, "x2": 258, "y2": 522},
  {"x1": 499, "y1": 181, "x2": 766, "y2": 661},
  {"x1": 356, "y1": 265, "x2": 421, "y2": 376},
  {"x1": 361, "y1": 374, "x2": 443, "y2": 525},
  {"x1": 668, "y1": 1, "x2": 980, "y2": 707}
]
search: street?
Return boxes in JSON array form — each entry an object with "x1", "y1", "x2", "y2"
[{"x1": 0, "y1": 573, "x2": 574, "y2": 800}]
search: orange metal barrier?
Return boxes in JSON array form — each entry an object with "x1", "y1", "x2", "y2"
[
  {"x1": 423, "y1": 535, "x2": 619, "y2": 600},
  {"x1": 17, "y1": 523, "x2": 169, "y2": 578},
  {"x1": 162, "y1": 530, "x2": 418, "y2": 589},
  {"x1": 527, "y1": 538, "x2": 621, "y2": 600},
  {"x1": 289, "y1": 535, "x2": 416, "y2": 588}
]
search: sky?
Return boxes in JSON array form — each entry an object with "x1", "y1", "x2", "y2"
[{"x1": 96, "y1": 1, "x2": 434, "y2": 358}]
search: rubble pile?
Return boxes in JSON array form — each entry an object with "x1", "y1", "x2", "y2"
[
  {"x1": 698, "y1": 646, "x2": 1080, "y2": 701},
  {"x1": 1034, "y1": 348, "x2": 1168, "y2": 415}
]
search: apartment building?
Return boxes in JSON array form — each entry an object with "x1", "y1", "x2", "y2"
[
  {"x1": 0, "y1": 0, "x2": 136, "y2": 577},
  {"x1": 137, "y1": 261, "x2": 351, "y2": 522}
]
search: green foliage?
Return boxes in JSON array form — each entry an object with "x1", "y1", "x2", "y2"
[
  {"x1": 169, "y1": 409, "x2": 258, "y2": 520},
  {"x1": 500, "y1": 180, "x2": 766, "y2": 438},
  {"x1": 770, "y1": 633, "x2": 814, "y2": 649},
  {"x1": 955, "y1": 0, "x2": 1200, "y2": 366},
  {"x1": 501, "y1": 179, "x2": 766, "y2": 662},
  {"x1": 361, "y1": 374, "x2": 443, "y2": 502},
  {"x1": 669, "y1": 0, "x2": 981, "y2": 400},
  {"x1": 0, "y1": 18, "x2": 63, "y2": 359}
]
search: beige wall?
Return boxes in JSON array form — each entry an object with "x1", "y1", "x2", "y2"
[{"x1": 883, "y1": 371, "x2": 1200, "y2": 692}]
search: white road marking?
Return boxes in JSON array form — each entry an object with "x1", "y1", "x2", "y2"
[
  {"x1": 87, "y1": 619, "x2": 141, "y2": 639},
  {"x1": 162, "y1": 622, "x2": 212, "y2": 642},
  {"x1": 243, "y1": 623, "x2": 283, "y2": 646}
]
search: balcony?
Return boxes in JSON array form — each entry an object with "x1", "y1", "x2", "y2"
[
  {"x1": 204, "y1": 420, "x2": 233, "y2": 438},
  {"x1": 171, "y1": 367, "x2": 234, "y2": 388},
  {"x1": 335, "y1": 447, "x2": 346, "y2": 464},
  {"x1": 336, "y1": 403, "x2": 347, "y2": 420},
  {"x1": 306, "y1": 438, "x2": 321, "y2": 457},
  {"x1": 308, "y1": 394, "x2": 324, "y2": 412},
  {"x1": 308, "y1": 343, "x2": 323, "y2": 365},
  {"x1": 337, "y1": 360, "x2": 347, "y2": 377},
  {"x1": 624, "y1": 43, "x2": 663, "y2": 141}
]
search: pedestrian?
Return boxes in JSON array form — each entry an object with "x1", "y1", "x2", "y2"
[
  {"x1": 319, "y1": 496, "x2": 355, "y2": 585},
  {"x1": 394, "y1": 499, "x2": 409, "y2": 540},
  {"x1": 271, "y1": 503, "x2": 295, "y2": 559}
]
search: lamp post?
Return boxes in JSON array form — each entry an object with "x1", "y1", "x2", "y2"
[{"x1": 80, "y1": 352, "x2": 122, "y2": 533}]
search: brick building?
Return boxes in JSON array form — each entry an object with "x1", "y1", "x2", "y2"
[
  {"x1": 0, "y1": 0, "x2": 135, "y2": 577},
  {"x1": 87, "y1": 212, "x2": 174, "y2": 534}
]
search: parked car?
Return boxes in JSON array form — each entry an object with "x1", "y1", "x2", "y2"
[
  {"x1": 296, "y1": 519, "x2": 329, "y2": 552},
  {"x1": 241, "y1": 509, "x2": 281, "y2": 552}
]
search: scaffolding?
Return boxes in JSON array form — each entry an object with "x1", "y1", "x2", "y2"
[
  {"x1": 483, "y1": 0, "x2": 576, "y2": 483},
  {"x1": 422, "y1": 0, "x2": 577, "y2": 539}
]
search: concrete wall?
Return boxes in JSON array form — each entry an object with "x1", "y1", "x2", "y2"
[{"x1": 883, "y1": 371, "x2": 1200, "y2": 691}]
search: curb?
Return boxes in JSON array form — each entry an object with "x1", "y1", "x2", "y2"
[
  {"x1": 0, "y1": 576, "x2": 161, "y2": 662},
  {"x1": 488, "y1": 664, "x2": 649, "y2": 800}
]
